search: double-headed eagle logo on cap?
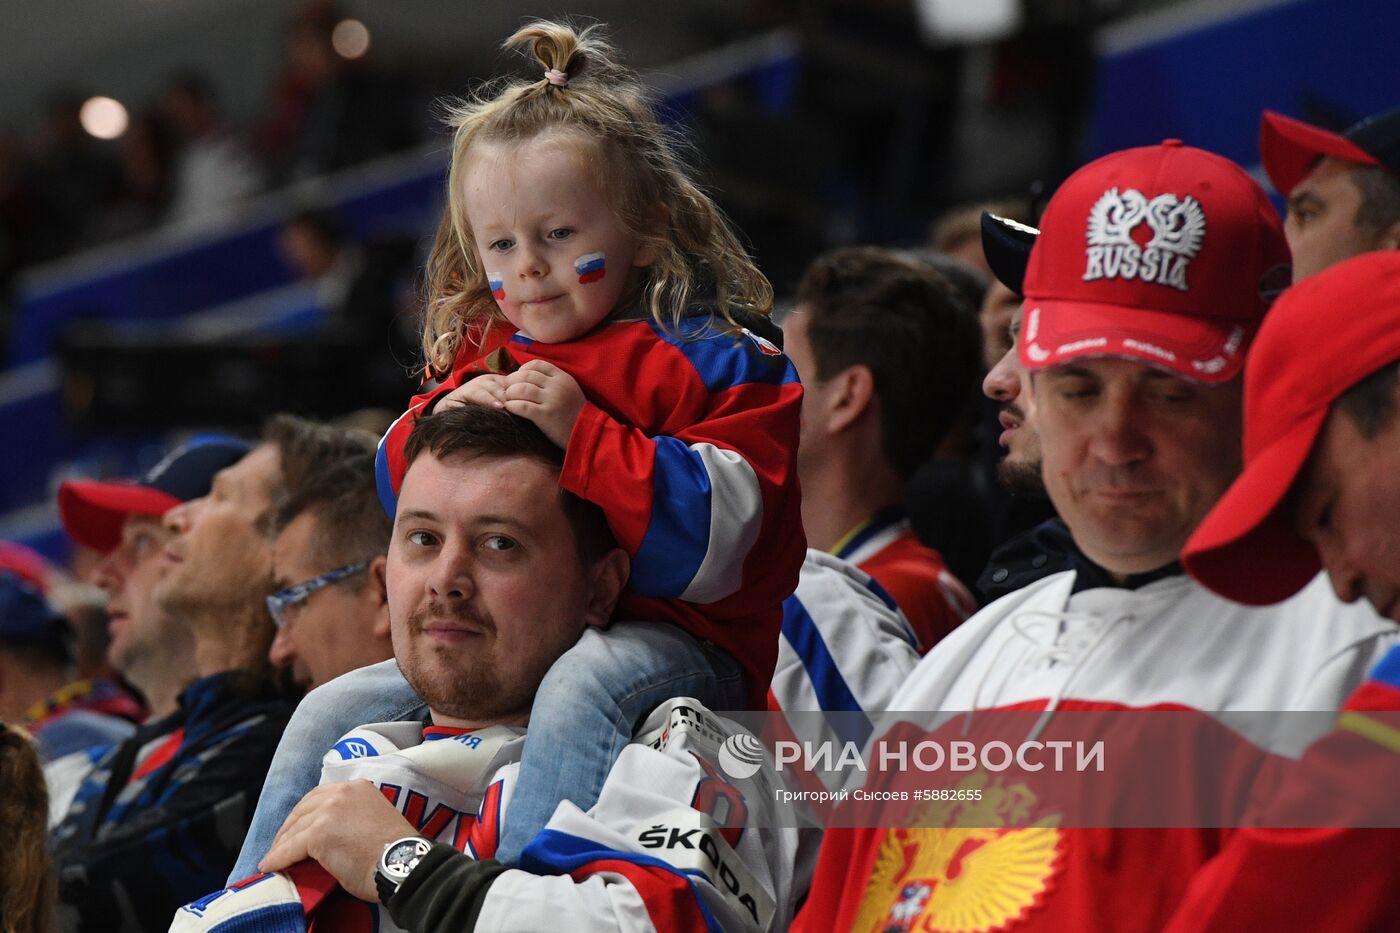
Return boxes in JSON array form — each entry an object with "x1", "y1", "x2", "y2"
[{"x1": 1084, "y1": 188, "x2": 1206, "y2": 292}]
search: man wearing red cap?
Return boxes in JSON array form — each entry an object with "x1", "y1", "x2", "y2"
[
  {"x1": 59, "y1": 435, "x2": 250, "y2": 723},
  {"x1": 43, "y1": 436, "x2": 249, "y2": 822},
  {"x1": 1170, "y1": 251, "x2": 1400, "y2": 931},
  {"x1": 1260, "y1": 107, "x2": 1400, "y2": 282},
  {"x1": 794, "y1": 142, "x2": 1397, "y2": 933}
]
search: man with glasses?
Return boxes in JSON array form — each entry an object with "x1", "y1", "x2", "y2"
[{"x1": 264, "y1": 433, "x2": 392, "y2": 690}]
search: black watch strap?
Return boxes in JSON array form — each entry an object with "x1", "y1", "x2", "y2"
[
  {"x1": 375, "y1": 861, "x2": 401, "y2": 907},
  {"x1": 383, "y1": 850, "x2": 510, "y2": 929}
]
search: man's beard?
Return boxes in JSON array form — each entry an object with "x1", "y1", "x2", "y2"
[
  {"x1": 112, "y1": 615, "x2": 187, "y2": 687},
  {"x1": 998, "y1": 457, "x2": 1047, "y2": 498},
  {"x1": 397, "y1": 599, "x2": 530, "y2": 724}
]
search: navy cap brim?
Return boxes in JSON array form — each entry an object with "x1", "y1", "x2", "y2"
[{"x1": 980, "y1": 212, "x2": 1039, "y2": 296}]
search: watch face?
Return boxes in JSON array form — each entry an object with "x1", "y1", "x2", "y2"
[{"x1": 383, "y1": 838, "x2": 432, "y2": 879}]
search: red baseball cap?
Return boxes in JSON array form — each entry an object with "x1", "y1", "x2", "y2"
[
  {"x1": 1182, "y1": 251, "x2": 1400, "y2": 604},
  {"x1": 59, "y1": 435, "x2": 250, "y2": 553},
  {"x1": 1019, "y1": 140, "x2": 1290, "y2": 384},
  {"x1": 1260, "y1": 107, "x2": 1400, "y2": 197}
]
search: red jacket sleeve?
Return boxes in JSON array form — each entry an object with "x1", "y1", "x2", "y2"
[{"x1": 1164, "y1": 655, "x2": 1400, "y2": 933}]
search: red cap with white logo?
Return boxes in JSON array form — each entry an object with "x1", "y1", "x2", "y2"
[{"x1": 1018, "y1": 140, "x2": 1291, "y2": 384}]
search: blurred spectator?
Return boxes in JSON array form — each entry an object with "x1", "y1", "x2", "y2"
[
  {"x1": 28, "y1": 90, "x2": 121, "y2": 256},
  {"x1": 0, "y1": 723, "x2": 54, "y2": 933},
  {"x1": 161, "y1": 70, "x2": 262, "y2": 226},
  {"x1": 94, "y1": 110, "x2": 178, "y2": 240},
  {"x1": 45, "y1": 437, "x2": 250, "y2": 827},
  {"x1": 930, "y1": 195, "x2": 1030, "y2": 283},
  {"x1": 276, "y1": 204, "x2": 422, "y2": 401},
  {"x1": 265, "y1": 426, "x2": 391, "y2": 690},
  {"x1": 898, "y1": 248, "x2": 995, "y2": 588},
  {"x1": 0, "y1": 572, "x2": 143, "y2": 763},
  {"x1": 0, "y1": 544, "x2": 125, "y2": 713},
  {"x1": 278, "y1": 206, "x2": 361, "y2": 312},
  {"x1": 784, "y1": 246, "x2": 979, "y2": 651},
  {"x1": 51, "y1": 420, "x2": 359, "y2": 931},
  {"x1": 258, "y1": 2, "x2": 419, "y2": 184},
  {"x1": 255, "y1": 2, "x2": 342, "y2": 183},
  {"x1": 0, "y1": 573, "x2": 74, "y2": 723}
]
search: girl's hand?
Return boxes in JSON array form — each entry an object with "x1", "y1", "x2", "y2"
[
  {"x1": 502, "y1": 360, "x2": 586, "y2": 448},
  {"x1": 436, "y1": 374, "x2": 509, "y2": 411},
  {"x1": 258, "y1": 780, "x2": 414, "y2": 902}
]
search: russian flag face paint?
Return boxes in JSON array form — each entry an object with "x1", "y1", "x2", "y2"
[
  {"x1": 574, "y1": 252, "x2": 606, "y2": 284},
  {"x1": 488, "y1": 273, "x2": 505, "y2": 301}
]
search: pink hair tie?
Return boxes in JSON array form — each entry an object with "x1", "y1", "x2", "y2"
[{"x1": 544, "y1": 68, "x2": 569, "y2": 87}]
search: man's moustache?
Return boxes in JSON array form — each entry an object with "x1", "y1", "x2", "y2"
[{"x1": 408, "y1": 600, "x2": 493, "y2": 634}]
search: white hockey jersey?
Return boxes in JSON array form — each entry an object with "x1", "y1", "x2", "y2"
[
  {"x1": 171, "y1": 699, "x2": 806, "y2": 932},
  {"x1": 792, "y1": 570, "x2": 1400, "y2": 933},
  {"x1": 773, "y1": 550, "x2": 921, "y2": 716},
  {"x1": 889, "y1": 570, "x2": 1397, "y2": 729}
]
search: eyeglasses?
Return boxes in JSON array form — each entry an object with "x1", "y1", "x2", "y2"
[{"x1": 265, "y1": 560, "x2": 370, "y2": 629}]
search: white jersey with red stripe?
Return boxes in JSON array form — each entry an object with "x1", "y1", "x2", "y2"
[
  {"x1": 173, "y1": 699, "x2": 808, "y2": 932},
  {"x1": 890, "y1": 570, "x2": 1397, "y2": 725},
  {"x1": 793, "y1": 570, "x2": 1400, "y2": 933}
]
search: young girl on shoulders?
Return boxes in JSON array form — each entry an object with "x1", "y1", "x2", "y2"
[{"x1": 377, "y1": 20, "x2": 804, "y2": 864}]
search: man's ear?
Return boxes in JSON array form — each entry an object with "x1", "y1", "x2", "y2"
[
  {"x1": 584, "y1": 548, "x2": 630, "y2": 627},
  {"x1": 1378, "y1": 218, "x2": 1400, "y2": 252},
  {"x1": 825, "y1": 364, "x2": 876, "y2": 434},
  {"x1": 366, "y1": 555, "x2": 391, "y2": 640}
]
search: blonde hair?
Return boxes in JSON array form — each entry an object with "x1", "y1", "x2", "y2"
[
  {"x1": 421, "y1": 20, "x2": 773, "y2": 376},
  {"x1": 0, "y1": 724, "x2": 53, "y2": 933}
]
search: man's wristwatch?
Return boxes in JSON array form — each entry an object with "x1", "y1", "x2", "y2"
[{"x1": 376, "y1": 835, "x2": 434, "y2": 906}]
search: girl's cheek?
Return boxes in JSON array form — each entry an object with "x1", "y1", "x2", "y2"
[{"x1": 574, "y1": 252, "x2": 606, "y2": 284}]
